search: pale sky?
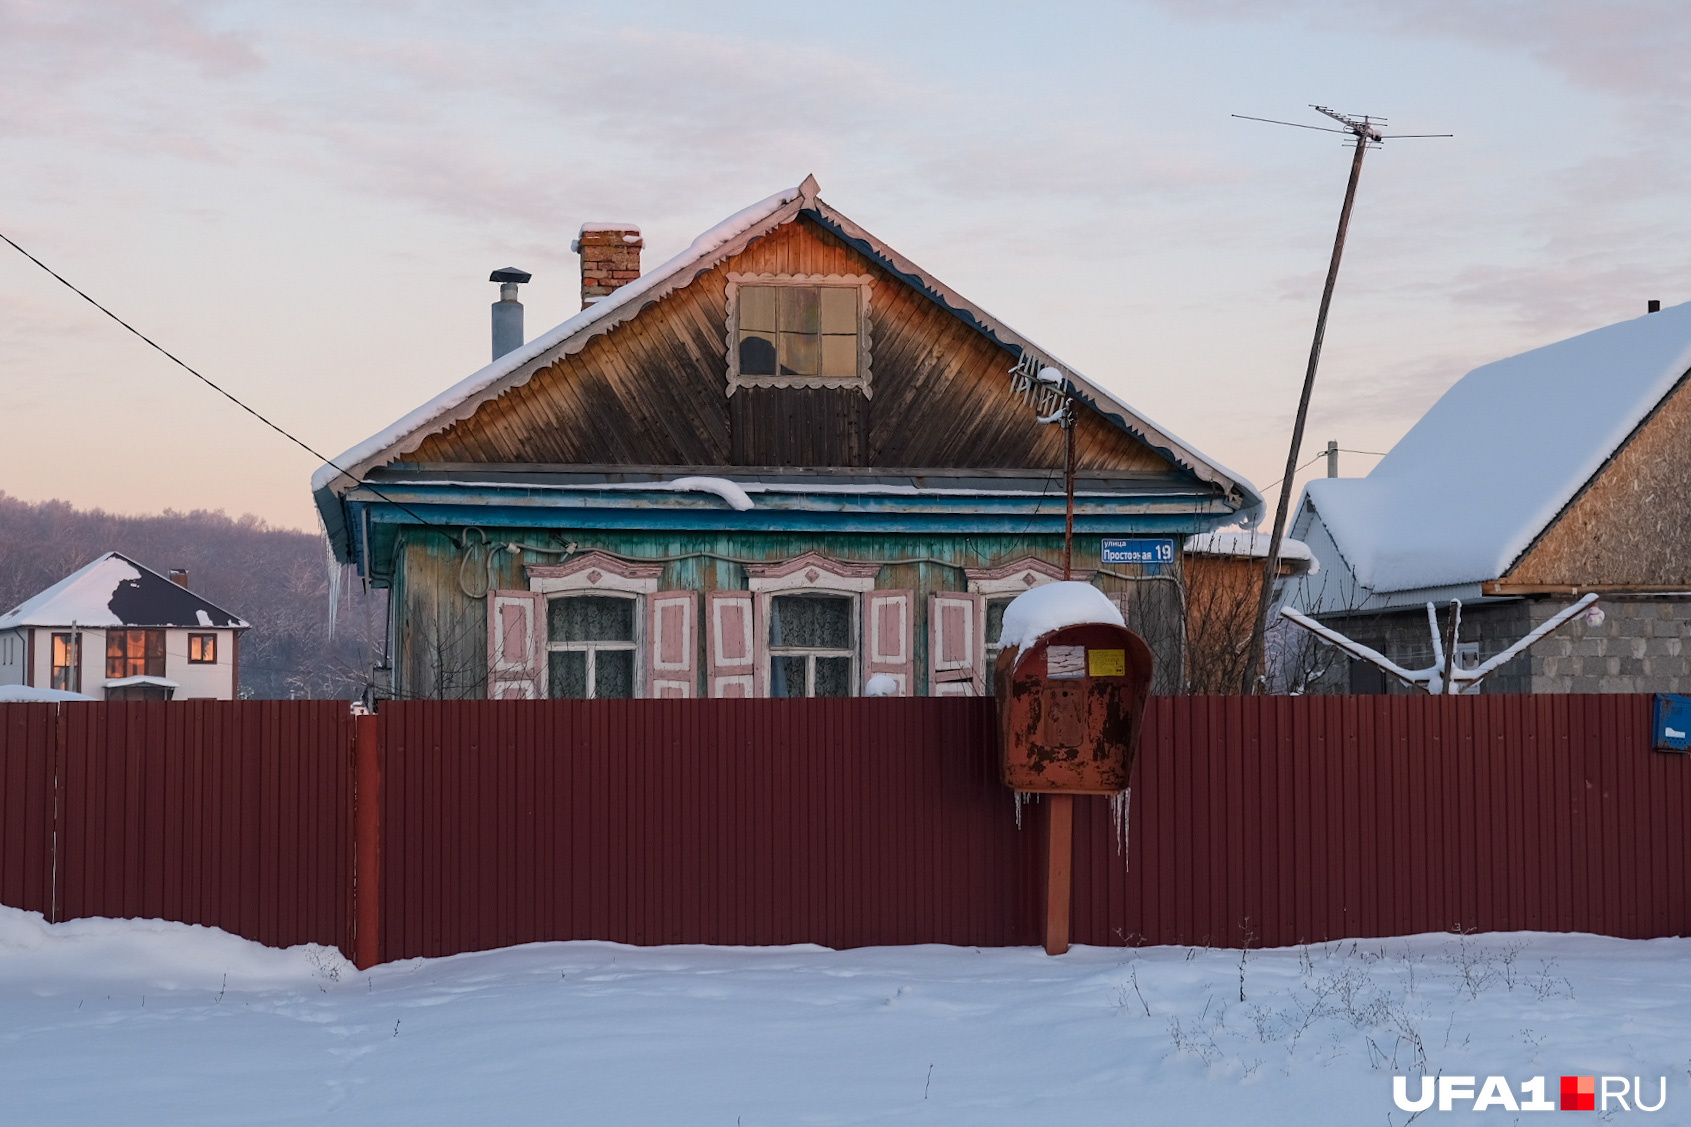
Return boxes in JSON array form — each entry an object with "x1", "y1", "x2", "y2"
[{"x1": 2, "y1": 0, "x2": 1687, "y2": 532}]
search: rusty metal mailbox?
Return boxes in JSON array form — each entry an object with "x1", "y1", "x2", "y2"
[{"x1": 994, "y1": 621, "x2": 1154, "y2": 793}]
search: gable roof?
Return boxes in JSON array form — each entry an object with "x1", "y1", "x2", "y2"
[
  {"x1": 312, "y1": 177, "x2": 1261, "y2": 526},
  {"x1": 1298, "y1": 301, "x2": 1691, "y2": 596},
  {"x1": 0, "y1": 553, "x2": 248, "y2": 630}
]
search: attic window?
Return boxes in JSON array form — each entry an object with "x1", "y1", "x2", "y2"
[{"x1": 725, "y1": 273, "x2": 874, "y2": 397}]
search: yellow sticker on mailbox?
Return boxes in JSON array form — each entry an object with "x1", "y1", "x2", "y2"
[{"x1": 1088, "y1": 648, "x2": 1126, "y2": 677}]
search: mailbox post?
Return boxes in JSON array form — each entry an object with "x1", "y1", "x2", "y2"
[{"x1": 995, "y1": 618, "x2": 1154, "y2": 955}]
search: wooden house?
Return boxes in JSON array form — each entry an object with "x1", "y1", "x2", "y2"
[
  {"x1": 313, "y1": 177, "x2": 1262, "y2": 700},
  {"x1": 1288, "y1": 302, "x2": 1691, "y2": 693},
  {"x1": 1179, "y1": 532, "x2": 1316, "y2": 694},
  {"x1": 0, "y1": 553, "x2": 246, "y2": 701}
]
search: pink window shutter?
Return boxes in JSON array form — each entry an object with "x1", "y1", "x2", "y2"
[
  {"x1": 648, "y1": 591, "x2": 698, "y2": 698},
  {"x1": 706, "y1": 591, "x2": 759, "y2": 698},
  {"x1": 863, "y1": 590, "x2": 914, "y2": 695},
  {"x1": 487, "y1": 589, "x2": 545, "y2": 699},
  {"x1": 928, "y1": 592, "x2": 985, "y2": 696}
]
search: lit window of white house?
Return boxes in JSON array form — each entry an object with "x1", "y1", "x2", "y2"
[
  {"x1": 547, "y1": 594, "x2": 637, "y2": 699},
  {"x1": 724, "y1": 273, "x2": 875, "y2": 397}
]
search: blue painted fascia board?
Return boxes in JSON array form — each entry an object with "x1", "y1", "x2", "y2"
[{"x1": 354, "y1": 499, "x2": 1223, "y2": 535}]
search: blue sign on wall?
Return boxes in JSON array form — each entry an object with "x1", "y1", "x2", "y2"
[
  {"x1": 1653, "y1": 694, "x2": 1691, "y2": 752},
  {"x1": 1100, "y1": 538, "x2": 1176, "y2": 565}
]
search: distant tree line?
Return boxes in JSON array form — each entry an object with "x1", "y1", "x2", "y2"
[{"x1": 0, "y1": 492, "x2": 383, "y2": 700}]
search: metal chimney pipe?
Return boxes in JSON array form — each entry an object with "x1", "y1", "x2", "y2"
[{"x1": 489, "y1": 267, "x2": 532, "y2": 360}]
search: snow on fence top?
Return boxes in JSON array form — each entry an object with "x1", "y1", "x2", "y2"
[
  {"x1": 1302, "y1": 301, "x2": 1691, "y2": 593},
  {"x1": 996, "y1": 581, "x2": 1125, "y2": 652}
]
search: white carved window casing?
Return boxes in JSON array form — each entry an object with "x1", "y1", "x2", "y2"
[
  {"x1": 958, "y1": 556, "x2": 1082, "y2": 696},
  {"x1": 519, "y1": 551, "x2": 663, "y2": 699},
  {"x1": 724, "y1": 273, "x2": 875, "y2": 397},
  {"x1": 547, "y1": 595, "x2": 638, "y2": 699},
  {"x1": 768, "y1": 594, "x2": 854, "y2": 697},
  {"x1": 744, "y1": 552, "x2": 889, "y2": 697}
]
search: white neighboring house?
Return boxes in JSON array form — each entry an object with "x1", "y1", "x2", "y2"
[{"x1": 0, "y1": 553, "x2": 248, "y2": 701}]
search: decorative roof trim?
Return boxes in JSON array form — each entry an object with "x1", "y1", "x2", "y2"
[{"x1": 313, "y1": 175, "x2": 1263, "y2": 555}]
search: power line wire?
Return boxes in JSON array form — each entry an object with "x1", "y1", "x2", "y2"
[{"x1": 0, "y1": 228, "x2": 440, "y2": 532}]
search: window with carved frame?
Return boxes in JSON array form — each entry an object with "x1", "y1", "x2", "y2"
[
  {"x1": 725, "y1": 273, "x2": 874, "y2": 397},
  {"x1": 546, "y1": 594, "x2": 638, "y2": 699},
  {"x1": 768, "y1": 593, "x2": 855, "y2": 697}
]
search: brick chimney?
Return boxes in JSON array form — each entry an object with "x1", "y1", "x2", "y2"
[
  {"x1": 168, "y1": 569, "x2": 190, "y2": 588},
  {"x1": 573, "y1": 223, "x2": 642, "y2": 308}
]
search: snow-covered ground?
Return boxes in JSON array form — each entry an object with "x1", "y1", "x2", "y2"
[{"x1": 2, "y1": 905, "x2": 1685, "y2": 1124}]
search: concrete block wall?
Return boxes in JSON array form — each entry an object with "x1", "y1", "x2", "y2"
[
  {"x1": 1528, "y1": 597, "x2": 1691, "y2": 693},
  {"x1": 1310, "y1": 596, "x2": 1691, "y2": 695}
]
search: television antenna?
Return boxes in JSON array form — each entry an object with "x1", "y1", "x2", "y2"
[
  {"x1": 1282, "y1": 594, "x2": 1598, "y2": 695},
  {"x1": 1008, "y1": 352, "x2": 1079, "y2": 578},
  {"x1": 1236, "y1": 106, "x2": 1451, "y2": 694}
]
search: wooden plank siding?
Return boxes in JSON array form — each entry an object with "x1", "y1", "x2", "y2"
[
  {"x1": 405, "y1": 218, "x2": 1170, "y2": 475},
  {"x1": 387, "y1": 527, "x2": 1183, "y2": 700}
]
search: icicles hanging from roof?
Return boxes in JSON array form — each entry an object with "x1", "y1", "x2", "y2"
[{"x1": 323, "y1": 521, "x2": 342, "y2": 641}]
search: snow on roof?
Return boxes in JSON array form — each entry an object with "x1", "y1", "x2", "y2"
[
  {"x1": 996, "y1": 581, "x2": 1125, "y2": 651},
  {"x1": 0, "y1": 684, "x2": 96, "y2": 703},
  {"x1": 312, "y1": 182, "x2": 809, "y2": 498},
  {"x1": 312, "y1": 177, "x2": 1262, "y2": 539},
  {"x1": 103, "y1": 675, "x2": 180, "y2": 690},
  {"x1": 1184, "y1": 532, "x2": 1317, "y2": 575},
  {"x1": 0, "y1": 553, "x2": 248, "y2": 630},
  {"x1": 1300, "y1": 302, "x2": 1691, "y2": 594}
]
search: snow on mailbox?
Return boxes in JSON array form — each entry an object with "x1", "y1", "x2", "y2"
[{"x1": 992, "y1": 581, "x2": 1154, "y2": 793}]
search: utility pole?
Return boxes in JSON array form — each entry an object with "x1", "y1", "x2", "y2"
[
  {"x1": 1325, "y1": 439, "x2": 1339, "y2": 478},
  {"x1": 1233, "y1": 105, "x2": 1448, "y2": 694},
  {"x1": 1062, "y1": 404, "x2": 1076, "y2": 580}
]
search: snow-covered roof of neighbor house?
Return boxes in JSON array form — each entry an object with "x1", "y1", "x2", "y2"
[
  {"x1": 1183, "y1": 532, "x2": 1318, "y2": 576},
  {"x1": 1299, "y1": 302, "x2": 1691, "y2": 595},
  {"x1": 0, "y1": 553, "x2": 248, "y2": 630},
  {"x1": 312, "y1": 176, "x2": 1262, "y2": 530},
  {"x1": 996, "y1": 581, "x2": 1126, "y2": 651},
  {"x1": 103, "y1": 675, "x2": 180, "y2": 690},
  {"x1": 0, "y1": 684, "x2": 96, "y2": 703}
]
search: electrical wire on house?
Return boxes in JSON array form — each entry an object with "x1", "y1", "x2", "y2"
[{"x1": 0, "y1": 227, "x2": 439, "y2": 532}]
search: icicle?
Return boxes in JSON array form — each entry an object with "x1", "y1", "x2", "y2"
[
  {"x1": 323, "y1": 529, "x2": 342, "y2": 642},
  {"x1": 1012, "y1": 790, "x2": 1040, "y2": 829},
  {"x1": 1109, "y1": 788, "x2": 1132, "y2": 870}
]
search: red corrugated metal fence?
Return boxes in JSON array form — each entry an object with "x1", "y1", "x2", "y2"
[
  {"x1": 0, "y1": 700, "x2": 352, "y2": 952},
  {"x1": 374, "y1": 698, "x2": 1034, "y2": 960},
  {"x1": 1, "y1": 695, "x2": 1685, "y2": 962}
]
